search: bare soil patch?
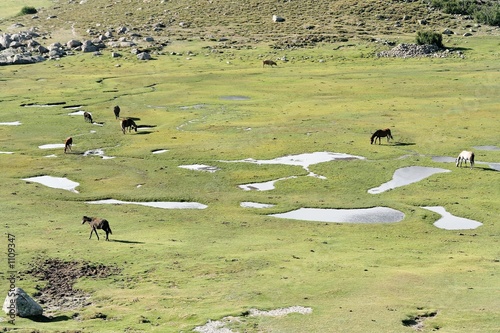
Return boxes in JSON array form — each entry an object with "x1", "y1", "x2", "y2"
[{"x1": 25, "y1": 257, "x2": 121, "y2": 313}]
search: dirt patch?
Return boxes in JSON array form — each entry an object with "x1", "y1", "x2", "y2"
[
  {"x1": 402, "y1": 311, "x2": 438, "y2": 331},
  {"x1": 25, "y1": 257, "x2": 121, "y2": 313}
]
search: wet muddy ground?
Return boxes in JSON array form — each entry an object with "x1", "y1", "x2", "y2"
[{"x1": 24, "y1": 258, "x2": 120, "y2": 313}]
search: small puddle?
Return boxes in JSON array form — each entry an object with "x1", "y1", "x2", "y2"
[
  {"x1": 432, "y1": 156, "x2": 500, "y2": 171},
  {"x1": 239, "y1": 176, "x2": 297, "y2": 191},
  {"x1": 421, "y1": 206, "x2": 482, "y2": 230},
  {"x1": 226, "y1": 152, "x2": 365, "y2": 170},
  {"x1": 368, "y1": 166, "x2": 450, "y2": 194},
  {"x1": 0, "y1": 121, "x2": 21, "y2": 126},
  {"x1": 179, "y1": 164, "x2": 220, "y2": 173},
  {"x1": 179, "y1": 104, "x2": 206, "y2": 110},
  {"x1": 22, "y1": 175, "x2": 79, "y2": 193},
  {"x1": 68, "y1": 111, "x2": 86, "y2": 116},
  {"x1": 39, "y1": 143, "x2": 67, "y2": 149},
  {"x1": 431, "y1": 156, "x2": 456, "y2": 163},
  {"x1": 270, "y1": 207, "x2": 404, "y2": 223},
  {"x1": 473, "y1": 145, "x2": 500, "y2": 151},
  {"x1": 0, "y1": 151, "x2": 14, "y2": 154},
  {"x1": 240, "y1": 202, "x2": 275, "y2": 208},
  {"x1": 86, "y1": 199, "x2": 207, "y2": 209},
  {"x1": 220, "y1": 95, "x2": 250, "y2": 100},
  {"x1": 83, "y1": 149, "x2": 115, "y2": 159},
  {"x1": 152, "y1": 149, "x2": 169, "y2": 154}
]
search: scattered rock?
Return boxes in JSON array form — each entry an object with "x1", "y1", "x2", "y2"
[
  {"x1": 3, "y1": 287, "x2": 43, "y2": 318},
  {"x1": 273, "y1": 15, "x2": 285, "y2": 23}
]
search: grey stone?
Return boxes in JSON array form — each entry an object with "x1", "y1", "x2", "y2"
[{"x1": 3, "y1": 288, "x2": 43, "y2": 318}]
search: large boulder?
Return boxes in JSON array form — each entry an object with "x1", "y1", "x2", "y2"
[{"x1": 3, "y1": 287, "x2": 43, "y2": 317}]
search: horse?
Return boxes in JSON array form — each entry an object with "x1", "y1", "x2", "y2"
[
  {"x1": 456, "y1": 150, "x2": 475, "y2": 169},
  {"x1": 263, "y1": 60, "x2": 277, "y2": 67},
  {"x1": 64, "y1": 137, "x2": 73, "y2": 153},
  {"x1": 370, "y1": 128, "x2": 393, "y2": 145},
  {"x1": 82, "y1": 216, "x2": 112, "y2": 241},
  {"x1": 113, "y1": 105, "x2": 120, "y2": 119},
  {"x1": 121, "y1": 118, "x2": 137, "y2": 134},
  {"x1": 83, "y1": 111, "x2": 93, "y2": 123}
]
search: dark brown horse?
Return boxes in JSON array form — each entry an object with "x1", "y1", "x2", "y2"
[
  {"x1": 83, "y1": 111, "x2": 93, "y2": 123},
  {"x1": 263, "y1": 60, "x2": 277, "y2": 67},
  {"x1": 64, "y1": 137, "x2": 73, "y2": 153},
  {"x1": 113, "y1": 105, "x2": 120, "y2": 119},
  {"x1": 82, "y1": 216, "x2": 112, "y2": 241},
  {"x1": 370, "y1": 128, "x2": 393, "y2": 145},
  {"x1": 121, "y1": 118, "x2": 137, "y2": 134}
]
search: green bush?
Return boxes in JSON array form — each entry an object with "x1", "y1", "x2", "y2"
[
  {"x1": 19, "y1": 6, "x2": 38, "y2": 15},
  {"x1": 474, "y1": 4, "x2": 500, "y2": 26},
  {"x1": 430, "y1": 0, "x2": 476, "y2": 15},
  {"x1": 430, "y1": 0, "x2": 500, "y2": 26},
  {"x1": 415, "y1": 31, "x2": 443, "y2": 48}
]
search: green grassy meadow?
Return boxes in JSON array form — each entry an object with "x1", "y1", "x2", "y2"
[{"x1": 0, "y1": 32, "x2": 499, "y2": 333}]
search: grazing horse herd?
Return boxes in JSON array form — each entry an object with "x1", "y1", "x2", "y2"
[
  {"x1": 68, "y1": 105, "x2": 475, "y2": 241},
  {"x1": 63, "y1": 105, "x2": 140, "y2": 240}
]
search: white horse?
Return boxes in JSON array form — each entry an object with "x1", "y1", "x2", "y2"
[{"x1": 456, "y1": 150, "x2": 474, "y2": 169}]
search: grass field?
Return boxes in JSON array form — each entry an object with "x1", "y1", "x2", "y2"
[{"x1": 0, "y1": 15, "x2": 499, "y2": 333}]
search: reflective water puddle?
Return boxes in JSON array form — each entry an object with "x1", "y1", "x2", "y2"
[
  {"x1": 368, "y1": 166, "x2": 450, "y2": 194},
  {"x1": 22, "y1": 175, "x2": 79, "y2": 193},
  {"x1": 0, "y1": 151, "x2": 14, "y2": 154},
  {"x1": 239, "y1": 176, "x2": 297, "y2": 191},
  {"x1": 179, "y1": 164, "x2": 220, "y2": 172},
  {"x1": 86, "y1": 199, "x2": 207, "y2": 209},
  {"x1": 68, "y1": 110, "x2": 86, "y2": 116},
  {"x1": 240, "y1": 202, "x2": 276, "y2": 208},
  {"x1": 473, "y1": 145, "x2": 500, "y2": 151},
  {"x1": 39, "y1": 143, "x2": 66, "y2": 149},
  {"x1": 83, "y1": 149, "x2": 115, "y2": 159},
  {"x1": 422, "y1": 206, "x2": 482, "y2": 230},
  {"x1": 0, "y1": 121, "x2": 21, "y2": 126},
  {"x1": 152, "y1": 149, "x2": 169, "y2": 154},
  {"x1": 432, "y1": 155, "x2": 500, "y2": 171},
  {"x1": 270, "y1": 207, "x2": 405, "y2": 223},
  {"x1": 220, "y1": 95, "x2": 250, "y2": 100},
  {"x1": 228, "y1": 152, "x2": 365, "y2": 189}
]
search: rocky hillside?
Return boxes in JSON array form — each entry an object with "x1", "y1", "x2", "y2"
[
  {"x1": 1, "y1": 0, "x2": 492, "y2": 47},
  {"x1": 1, "y1": 0, "x2": 497, "y2": 65}
]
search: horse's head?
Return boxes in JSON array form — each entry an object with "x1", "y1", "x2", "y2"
[{"x1": 82, "y1": 216, "x2": 91, "y2": 224}]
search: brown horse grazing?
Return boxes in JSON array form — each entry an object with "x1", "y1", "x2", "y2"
[
  {"x1": 64, "y1": 137, "x2": 73, "y2": 153},
  {"x1": 113, "y1": 105, "x2": 120, "y2": 119},
  {"x1": 456, "y1": 150, "x2": 475, "y2": 169},
  {"x1": 121, "y1": 118, "x2": 137, "y2": 134},
  {"x1": 370, "y1": 128, "x2": 393, "y2": 145},
  {"x1": 263, "y1": 59, "x2": 277, "y2": 67},
  {"x1": 82, "y1": 216, "x2": 112, "y2": 241},
  {"x1": 83, "y1": 111, "x2": 93, "y2": 123}
]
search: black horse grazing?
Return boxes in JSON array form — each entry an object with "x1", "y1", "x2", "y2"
[
  {"x1": 370, "y1": 128, "x2": 393, "y2": 145},
  {"x1": 113, "y1": 105, "x2": 121, "y2": 119},
  {"x1": 263, "y1": 59, "x2": 277, "y2": 67},
  {"x1": 83, "y1": 111, "x2": 93, "y2": 123},
  {"x1": 82, "y1": 216, "x2": 112, "y2": 241},
  {"x1": 121, "y1": 118, "x2": 137, "y2": 134},
  {"x1": 64, "y1": 137, "x2": 73, "y2": 153}
]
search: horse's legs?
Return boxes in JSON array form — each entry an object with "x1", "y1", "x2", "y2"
[{"x1": 92, "y1": 227, "x2": 100, "y2": 240}]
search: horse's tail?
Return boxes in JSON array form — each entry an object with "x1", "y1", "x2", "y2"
[{"x1": 470, "y1": 152, "x2": 475, "y2": 168}]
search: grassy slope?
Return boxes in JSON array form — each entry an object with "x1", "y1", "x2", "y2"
[{"x1": 0, "y1": 1, "x2": 499, "y2": 333}]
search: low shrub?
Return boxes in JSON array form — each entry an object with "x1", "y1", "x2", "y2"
[
  {"x1": 19, "y1": 6, "x2": 37, "y2": 15},
  {"x1": 415, "y1": 31, "x2": 443, "y2": 48}
]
